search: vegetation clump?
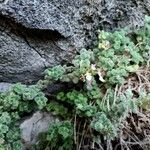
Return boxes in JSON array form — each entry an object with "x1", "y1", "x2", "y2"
[{"x1": 0, "y1": 16, "x2": 150, "y2": 150}]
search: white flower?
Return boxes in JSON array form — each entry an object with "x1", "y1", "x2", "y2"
[
  {"x1": 91, "y1": 64, "x2": 96, "y2": 71},
  {"x1": 85, "y1": 72, "x2": 93, "y2": 90},
  {"x1": 97, "y1": 69, "x2": 105, "y2": 82},
  {"x1": 85, "y1": 72, "x2": 92, "y2": 81}
]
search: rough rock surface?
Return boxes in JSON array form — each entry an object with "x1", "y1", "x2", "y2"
[
  {"x1": 0, "y1": 0, "x2": 150, "y2": 83},
  {"x1": 20, "y1": 111, "x2": 55, "y2": 149},
  {"x1": 0, "y1": 16, "x2": 75, "y2": 83},
  {"x1": 0, "y1": 82, "x2": 12, "y2": 92}
]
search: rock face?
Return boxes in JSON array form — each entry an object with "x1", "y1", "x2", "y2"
[
  {"x1": 20, "y1": 111, "x2": 55, "y2": 149},
  {"x1": 0, "y1": 0, "x2": 150, "y2": 83},
  {"x1": 0, "y1": 16, "x2": 74, "y2": 84}
]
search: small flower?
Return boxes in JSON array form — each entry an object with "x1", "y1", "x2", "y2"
[
  {"x1": 91, "y1": 64, "x2": 96, "y2": 71},
  {"x1": 97, "y1": 69, "x2": 105, "y2": 82},
  {"x1": 98, "y1": 40, "x2": 110, "y2": 50},
  {"x1": 85, "y1": 72, "x2": 92, "y2": 81},
  {"x1": 85, "y1": 72, "x2": 93, "y2": 90}
]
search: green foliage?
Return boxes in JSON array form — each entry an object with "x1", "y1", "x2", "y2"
[
  {"x1": 138, "y1": 93, "x2": 150, "y2": 110},
  {"x1": 45, "y1": 65, "x2": 66, "y2": 81},
  {"x1": 136, "y1": 16, "x2": 150, "y2": 60},
  {"x1": 47, "y1": 120, "x2": 73, "y2": 141},
  {"x1": 0, "y1": 16, "x2": 149, "y2": 149},
  {"x1": 96, "y1": 29, "x2": 144, "y2": 85},
  {"x1": 41, "y1": 15, "x2": 149, "y2": 149},
  {"x1": 44, "y1": 19, "x2": 148, "y2": 86},
  {"x1": 0, "y1": 83, "x2": 48, "y2": 147},
  {"x1": 36, "y1": 120, "x2": 73, "y2": 150},
  {"x1": 91, "y1": 112, "x2": 117, "y2": 139},
  {"x1": 46, "y1": 101, "x2": 69, "y2": 117}
]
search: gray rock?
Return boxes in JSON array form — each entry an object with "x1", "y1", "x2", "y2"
[
  {"x1": 0, "y1": 0, "x2": 149, "y2": 83},
  {"x1": 0, "y1": 0, "x2": 148, "y2": 48},
  {"x1": 20, "y1": 111, "x2": 55, "y2": 149},
  {"x1": 0, "y1": 82, "x2": 12, "y2": 92},
  {"x1": 0, "y1": 16, "x2": 74, "y2": 83}
]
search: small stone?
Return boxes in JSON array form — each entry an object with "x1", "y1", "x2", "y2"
[{"x1": 20, "y1": 111, "x2": 56, "y2": 149}]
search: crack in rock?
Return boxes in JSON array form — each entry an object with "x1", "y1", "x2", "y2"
[{"x1": 0, "y1": 15, "x2": 74, "y2": 83}]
